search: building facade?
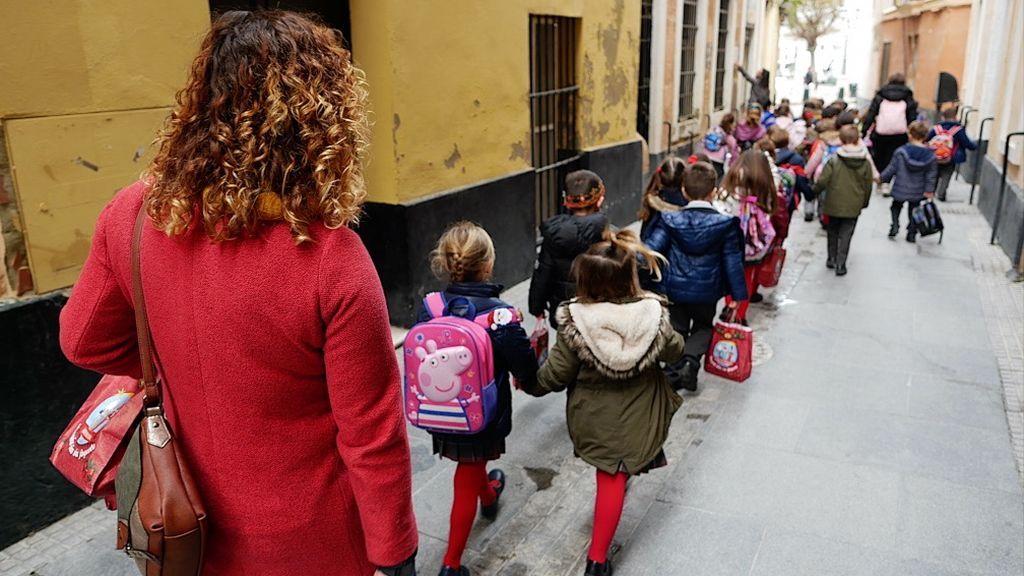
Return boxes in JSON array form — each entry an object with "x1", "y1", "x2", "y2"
[
  {"x1": 0, "y1": 0, "x2": 643, "y2": 326},
  {"x1": 0, "y1": 0, "x2": 646, "y2": 544},
  {"x1": 636, "y1": 0, "x2": 783, "y2": 160},
  {"x1": 961, "y1": 0, "x2": 1024, "y2": 270},
  {"x1": 865, "y1": 0, "x2": 973, "y2": 115}
]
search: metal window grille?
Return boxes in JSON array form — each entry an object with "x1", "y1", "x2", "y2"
[
  {"x1": 714, "y1": 0, "x2": 731, "y2": 109},
  {"x1": 879, "y1": 42, "x2": 892, "y2": 86},
  {"x1": 529, "y1": 15, "x2": 580, "y2": 228},
  {"x1": 638, "y1": 0, "x2": 654, "y2": 138},
  {"x1": 678, "y1": 0, "x2": 698, "y2": 118}
]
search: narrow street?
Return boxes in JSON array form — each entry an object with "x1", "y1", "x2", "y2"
[{"x1": 6, "y1": 177, "x2": 1022, "y2": 576}]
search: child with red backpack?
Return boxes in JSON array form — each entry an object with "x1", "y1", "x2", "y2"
[
  {"x1": 720, "y1": 150, "x2": 778, "y2": 323},
  {"x1": 928, "y1": 106, "x2": 978, "y2": 201},
  {"x1": 410, "y1": 222, "x2": 539, "y2": 576}
]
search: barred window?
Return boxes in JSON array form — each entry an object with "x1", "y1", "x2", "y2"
[
  {"x1": 678, "y1": 0, "x2": 698, "y2": 118},
  {"x1": 714, "y1": 0, "x2": 731, "y2": 109}
]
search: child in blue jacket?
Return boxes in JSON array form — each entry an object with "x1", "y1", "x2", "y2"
[
  {"x1": 880, "y1": 121, "x2": 938, "y2": 243},
  {"x1": 645, "y1": 161, "x2": 748, "y2": 391}
]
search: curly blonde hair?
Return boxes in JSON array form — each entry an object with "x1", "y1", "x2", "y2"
[{"x1": 145, "y1": 10, "x2": 370, "y2": 243}]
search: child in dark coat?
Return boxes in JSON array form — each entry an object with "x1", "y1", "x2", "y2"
[
  {"x1": 645, "y1": 161, "x2": 748, "y2": 391},
  {"x1": 639, "y1": 156, "x2": 688, "y2": 241},
  {"x1": 528, "y1": 170, "x2": 609, "y2": 327},
  {"x1": 421, "y1": 222, "x2": 539, "y2": 576},
  {"x1": 880, "y1": 121, "x2": 938, "y2": 243}
]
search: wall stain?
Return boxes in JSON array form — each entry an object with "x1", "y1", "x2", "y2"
[
  {"x1": 603, "y1": 68, "x2": 628, "y2": 107},
  {"x1": 473, "y1": 99, "x2": 481, "y2": 108},
  {"x1": 391, "y1": 113, "x2": 402, "y2": 163},
  {"x1": 580, "y1": 53, "x2": 596, "y2": 143},
  {"x1": 443, "y1": 144, "x2": 462, "y2": 169},
  {"x1": 509, "y1": 140, "x2": 528, "y2": 162},
  {"x1": 596, "y1": 121, "x2": 610, "y2": 139}
]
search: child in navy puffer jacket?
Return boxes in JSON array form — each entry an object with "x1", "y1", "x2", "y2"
[
  {"x1": 880, "y1": 121, "x2": 938, "y2": 243},
  {"x1": 928, "y1": 106, "x2": 978, "y2": 202},
  {"x1": 645, "y1": 161, "x2": 748, "y2": 392}
]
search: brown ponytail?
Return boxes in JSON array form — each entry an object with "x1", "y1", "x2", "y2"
[
  {"x1": 573, "y1": 229, "x2": 666, "y2": 303},
  {"x1": 639, "y1": 156, "x2": 687, "y2": 222}
]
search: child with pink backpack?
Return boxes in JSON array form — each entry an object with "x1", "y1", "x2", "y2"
[
  {"x1": 719, "y1": 150, "x2": 778, "y2": 323},
  {"x1": 406, "y1": 222, "x2": 539, "y2": 576}
]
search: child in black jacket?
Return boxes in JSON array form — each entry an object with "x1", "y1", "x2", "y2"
[{"x1": 528, "y1": 170, "x2": 609, "y2": 327}]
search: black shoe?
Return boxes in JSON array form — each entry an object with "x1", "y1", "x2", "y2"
[
  {"x1": 826, "y1": 259, "x2": 836, "y2": 269},
  {"x1": 906, "y1": 233, "x2": 917, "y2": 243},
  {"x1": 750, "y1": 292, "x2": 764, "y2": 303},
  {"x1": 585, "y1": 558, "x2": 613, "y2": 576},
  {"x1": 804, "y1": 213, "x2": 814, "y2": 222},
  {"x1": 438, "y1": 566, "x2": 470, "y2": 576},
  {"x1": 938, "y1": 194, "x2": 947, "y2": 202},
  {"x1": 678, "y1": 359, "x2": 699, "y2": 392},
  {"x1": 888, "y1": 225, "x2": 899, "y2": 238},
  {"x1": 480, "y1": 469, "x2": 505, "y2": 520},
  {"x1": 835, "y1": 266, "x2": 847, "y2": 277}
]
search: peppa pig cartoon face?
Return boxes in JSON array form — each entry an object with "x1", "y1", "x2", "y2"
[{"x1": 415, "y1": 339, "x2": 473, "y2": 402}]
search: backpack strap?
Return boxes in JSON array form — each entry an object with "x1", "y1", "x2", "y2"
[{"x1": 423, "y1": 292, "x2": 446, "y2": 319}]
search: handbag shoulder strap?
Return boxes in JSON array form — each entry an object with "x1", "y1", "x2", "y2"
[{"x1": 131, "y1": 204, "x2": 161, "y2": 410}]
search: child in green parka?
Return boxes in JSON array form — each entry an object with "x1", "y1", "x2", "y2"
[
  {"x1": 521, "y1": 229, "x2": 684, "y2": 576},
  {"x1": 814, "y1": 125, "x2": 875, "y2": 276}
]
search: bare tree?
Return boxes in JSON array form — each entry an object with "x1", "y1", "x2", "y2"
[{"x1": 785, "y1": 0, "x2": 842, "y2": 77}]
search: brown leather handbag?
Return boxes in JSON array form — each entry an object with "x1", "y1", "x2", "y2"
[{"x1": 115, "y1": 205, "x2": 207, "y2": 575}]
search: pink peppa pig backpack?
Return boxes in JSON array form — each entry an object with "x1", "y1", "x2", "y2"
[{"x1": 403, "y1": 293, "x2": 519, "y2": 434}]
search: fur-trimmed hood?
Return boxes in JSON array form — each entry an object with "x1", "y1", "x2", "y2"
[{"x1": 555, "y1": 294, "x2": 674, "y2": 380}]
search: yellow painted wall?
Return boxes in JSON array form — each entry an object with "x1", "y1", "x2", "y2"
[
  {"x1": 351, "y1": 0, "x2": 639, "y2": 204},
  {"x1": 0, "y1": 0, "x2": 209, "y2": 118},
  {"x1": 4, "y1": 109, "x2": 167, "y2": 292}
]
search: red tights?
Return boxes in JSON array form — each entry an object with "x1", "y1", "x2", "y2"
[
  {"x1": 588, "y1": 470, "x2": 628, "y2": 563},
  {"x1": 725, "y1": 264, "x2": 760, "y2": 323},
  {"x1": 443, "y1": 462, "x2": 499, "y2": 568}
]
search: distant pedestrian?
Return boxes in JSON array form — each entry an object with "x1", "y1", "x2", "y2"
[
  {"x1": 645, "y1": 161, "x2": 747, "y2": 391},
  {"x1": 928, "y1": 106, "x2": 978, "y2": 201},
  {"x1": 814, "y1": 126, "x2": 875, "y2": 275},
  {"x1": 522, "y1": 229, "x2": 682, "y2": 576},
  {"x1": 880, "y1": 121, "x2": 937, "y2": 243},
  {"x1": 736, "y1": 64, "x2": 772, "y2": 109},
  {"x1": 702, "y1": 113, "x2": 740, "y2": 178},
  {"x1": 529, "y1": 170, "x2": 609, "y2": 327},
  {"x1": 719, "y1": 150, "x2": 777, "y2": 323},
  {"x1": 421, "y1": 222, "x2": 539, "y2": 576},
  {"x1": 862, "y1": 73, "x2": 919, "y2": 192},
  {"x1": 59, "y1": 11, "x2": 419, "y2": 575},
  {"x1": 639, "y1": 157, "x2": 688, "y2": 241},
  {"x1": 735, "y1": 103, "x2": 768, "y2": 151}
]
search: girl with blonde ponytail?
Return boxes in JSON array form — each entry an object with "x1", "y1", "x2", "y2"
[
  {"x1": 420, "y1": 221, "x2": 538, "y2": 576},
  {"x1": 520, "y1": 228, "x2": 684, "y2": 576}
]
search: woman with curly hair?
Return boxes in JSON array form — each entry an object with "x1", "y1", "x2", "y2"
[{"x1": 59, "y1": 11, "x2": 418, "y2": 576}]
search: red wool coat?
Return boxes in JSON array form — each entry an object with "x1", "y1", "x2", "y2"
[{"x1": 60, "y1": 182, "x2": 418, "y2": 575}]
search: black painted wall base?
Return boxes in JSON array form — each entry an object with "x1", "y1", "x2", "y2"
[
  {"x1": 358, "y1": 139, "x2": 644, "y2": 327},
  {"x1": 0, "y1": 294, "x2": 101, "y2": 549},
  {"x1": 976, "y1": 156, "x2": 1024, "y2": 266}
]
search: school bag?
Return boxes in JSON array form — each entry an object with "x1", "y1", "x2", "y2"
[
  {"x1": 813, "y1": 142, "x2": 842, "y2": 181},
  {"x1": 404, "y1": 292, "x2": 516, "y2": 434},
  {"x1": 704, "y1": 127, "x2": 726, "y2": 152},
  {"x1": 739, "y1": 195, "x2": 776, "y2": 262},
  {"x1": 929, "y1": 125, "x2": 962, "y2": 165},
  {"x1": 875, "y1": 99, "x2": 908, "y2": 135},
  {"x1": 911, "y1": 200, "x2": 945, "y2": 243}
]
